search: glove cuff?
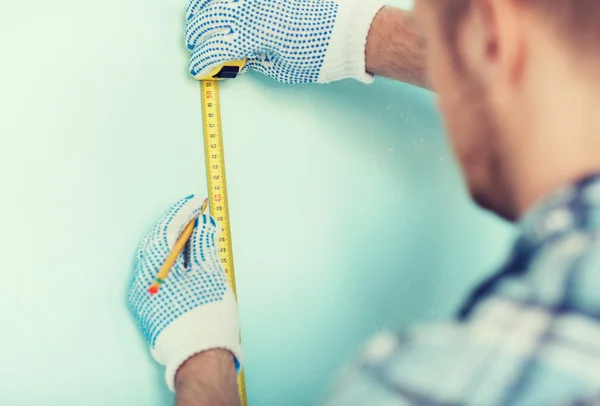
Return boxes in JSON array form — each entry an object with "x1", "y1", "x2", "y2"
[
  {"x1": 150, "y1": 290, "x2": 244, "y2": 392},
  {"x1": 318, "y1": 0, "x2": 386, "y2": 84}
]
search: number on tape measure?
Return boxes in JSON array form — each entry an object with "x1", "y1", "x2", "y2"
[{"x1": 200, "y1": 79, "x2": 247, "y2": 405}]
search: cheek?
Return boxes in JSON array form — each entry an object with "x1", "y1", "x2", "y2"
[
  {"x1": 425, "y1": 33, "x2": 457, "y2": 91},
  {"x1": 432, "y1": 77, "x2": 464, "y2": 150},
  {"x1": 436, "y1": 80, "x2": 483, "y2": 169},
  {"x1": 423, "y1": 36, "x2": 489, "y2": 166},
  {"x1": 427, "y1": 53, "x2": 471, "y2": 155},
  {"x1": 438, "y1": 98, "x2": 464, "y2": 157},
  {"x1": 426, "y1": 47, "x2": 443, "y2": 92}
]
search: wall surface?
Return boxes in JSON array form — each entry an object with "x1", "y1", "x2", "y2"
[{"x1": 0, "y1": 0, "x2": 513, "y2": 404}]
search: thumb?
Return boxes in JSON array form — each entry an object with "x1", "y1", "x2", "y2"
[
  {"x1": 141, "y1": 195, "x2": 207, "y2": 278},
  {"x1": 150, "y1": 195, "x2": 206, "y2": 249}
]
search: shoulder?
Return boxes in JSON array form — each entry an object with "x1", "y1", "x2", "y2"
[
  {"x1": 562, "y1": 231, "x2": 600, "y2": 314},
  {"x1": 324, "y1": 323, "x2": 506, "y2": 405},
  {"x1": 323, "y1": 303, "x2": 600, "y2": 405},
  {"x1": 522, "y1": 230, "x2": 600, "y2": 313},
  {"x1": 322, "y1": 232, "x2": 600, "y2": 405},
  {"x1": 486, "y1": 228, "x2": 600, "y2": 312}
]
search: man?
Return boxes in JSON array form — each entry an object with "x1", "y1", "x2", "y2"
[{"x1": 128, "y1": 0, "x2": 600, "y2": 404}]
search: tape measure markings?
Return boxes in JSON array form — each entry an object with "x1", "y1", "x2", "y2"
[{"x1": 200, "y1": 80, "x2": 248, "y2": 406}]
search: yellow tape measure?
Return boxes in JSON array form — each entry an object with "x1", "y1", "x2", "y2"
[{"x1": 199, "y1": 60, "x2": 248, "y2": 406}]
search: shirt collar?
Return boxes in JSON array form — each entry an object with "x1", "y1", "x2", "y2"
[{"x1": 518, "y1": 173, "x2": 600, "y2": 245}]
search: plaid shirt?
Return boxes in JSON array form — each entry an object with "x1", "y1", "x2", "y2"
[{"x1": 324, "y1": 174, "x2": 600, "y2": 406}]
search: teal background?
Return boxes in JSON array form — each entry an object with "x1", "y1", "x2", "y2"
[{"x1": 0, "y1": 0, "x2": 513, "y2": 404}]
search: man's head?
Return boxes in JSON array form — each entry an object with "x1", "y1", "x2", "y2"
[{"x1": 413, "y1": 0, "x2": 600, "y2": 221}]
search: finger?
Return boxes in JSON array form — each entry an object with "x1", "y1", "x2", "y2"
[
  {"x1": 133, "y1": 196, "x2": 206, "y2": 295},
  {"x1": 185, "y1": 0, "x2": 213, "y2": 21},
  {"x1": 185, "y1": 7, "x2": 235, "y2": 51},
  {"x1": 134, "y1": 234, "x2": 151, "y2": 269},
  {"x1": 130, "y1": 255, "x2": 159, "y2": 293},
  {"x1": 168, "y1": 247, "x2": 189, "y2": 278},
  {"x1": 185, "y1": 3, "x2": 235, "y2": 51},
  {"x1": 187, "y1": 0, "x2": 235, "y2": 20},
  {"x1": 189, "y1": 34, "x2": 242, "y2": 78},
  {"x1": 141, "y1": 223, "x2": 189, "y2": 283},
  {"x1": 147, "y1": 195, "x2": 206, "y2": 255},
  {"x1": 128, "y1": 254, "x2": 164, "y2": 317},
  {"x1": 246, "y1": 57, "x2": 281, "y2": 80}
]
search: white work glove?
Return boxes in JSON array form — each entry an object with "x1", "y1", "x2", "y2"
[
  {"x1": 184, "y1": 0, "x2": 385, "y2": 83},
  {"x1": 128, "y1": 195, "x2": 243, "y2": 391}
]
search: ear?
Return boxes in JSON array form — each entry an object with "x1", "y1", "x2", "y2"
[{"x1": 458, "y1": 0, "x2": 525, "y2": 86}]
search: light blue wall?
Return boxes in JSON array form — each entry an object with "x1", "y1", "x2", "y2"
[{"x1": 0, "y1": 0, "x2": 513, "y2": 405}]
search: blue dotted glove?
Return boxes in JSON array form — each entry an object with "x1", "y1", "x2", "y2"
[
  {"x1": 185, "y1": 0, "x2": 385, "y2": 83},
  {"x1": 128, "y1": 195, "x2": 243, "y2": 391}
]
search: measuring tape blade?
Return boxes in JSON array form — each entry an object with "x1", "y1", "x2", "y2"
[{"x1": 200, "y1": 80, "x2": 248, "y2": 406}]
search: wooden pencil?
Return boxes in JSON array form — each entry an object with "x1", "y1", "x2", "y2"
[{"x1": 148, "y1": 198, "x2": 209, "y2": 295}]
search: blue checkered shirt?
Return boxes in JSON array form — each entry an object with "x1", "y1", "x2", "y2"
[{"x1": 324, "y1": 174, "x2": 600, "y2": 406}]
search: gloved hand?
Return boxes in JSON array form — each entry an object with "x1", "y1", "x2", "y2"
[
  {"x1": 184, "y1": 0, "x2": 385, "y2": 84},
  {"x1": 128, "y1": 195, "x2": 243, "y2": 391}
]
